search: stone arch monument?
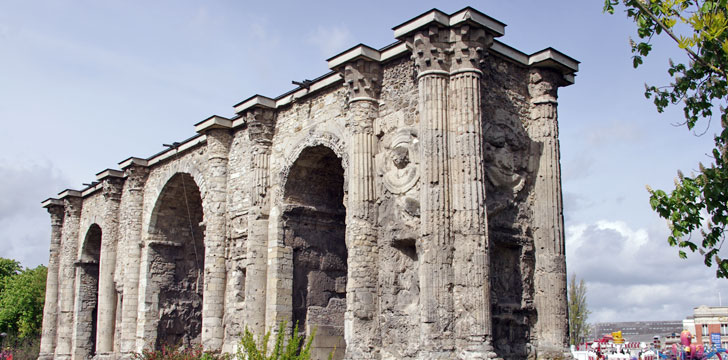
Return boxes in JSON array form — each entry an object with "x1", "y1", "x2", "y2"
[{"x1": 39, "y1": 7, "x2": 578, "y2": 360}]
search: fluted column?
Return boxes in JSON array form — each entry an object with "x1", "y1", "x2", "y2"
[
  {"x1": 38, "y1": 200, "x2": 64, "y2": 360},
  {"x1": 527, "y1": 69, "x2": 568, "y2": 357},
  {"x1": 245, "y1": 108, "x2": 276, "y2": 338},
  {"x1": 341, "y1": 59, "x2": 381, "y2": 359},
  {"x1": 202, "y1": 128, "x2": 232, "y2": 351},
  {"x1": 54, "y1": 194, "x2": 83, "y2": 360},
  {"x1": 408, "y1": 26, "x2": 454, "y2": 356},
  {"x1": 118, "y1": 163, "x2": 149, "y2": 355},
  {"x1": 97, "y1": 175, "x2": 125, "y2": 354},
  {"x1": 448, "y1": 25, "x2": 496, "y2": 358}
]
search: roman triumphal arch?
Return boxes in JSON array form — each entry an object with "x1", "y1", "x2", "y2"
[{"x1": 39, "y1": 7, "x2": 578, "y2": 360}]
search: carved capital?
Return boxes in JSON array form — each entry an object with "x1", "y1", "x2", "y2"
[
  {"x1": 63, "y1": 197, "x2": 83, "y2": 218},
  {"x1": 206, "y1": 128, "x2": 232, "y2": 159},
  {"x1": 246, "y1": 108, "x2": 276, "y2": 145},
  {"x1": 450, "y1": 24, "x2": 492, "y2": 74},
  {"x1": 101, "y1": 177, "x2": 125, "y2": 201},
  {"x1": 343, "y1": 59, "x2": 382, "y2": 102},
  {"x1": 124, "y1": 165, "x2": 149, "y2": 191},
  {"x1": 409, "y1": 25, "x2": 451, "y2": 76},
  {"x1": 47, "y1": 205, "x2": 65, "y2": 226},
  {"x1": 528, "y1": 69, "x2": 562, "y2": 104}
]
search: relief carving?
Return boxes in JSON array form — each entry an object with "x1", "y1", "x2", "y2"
[
  {"x1": 484, "y1": 117, "x2": 530, "y2": 217},
  {"x1": 379, "y1": 128, "x2": 419, "y2": 195}
]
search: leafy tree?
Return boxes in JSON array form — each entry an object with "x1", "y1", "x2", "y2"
[
  {"x1": 0, "y1": 265, "x2": 47, "y2": 338},
  {"x1": 568, "y1": 274, "x2": 590, "y2": 346},
  {"x1": 605, "y1": 0, "x2": 728, "y2": 278},
  {"x1": 0, "y1": 258, "x2": 21, "y2": 294}
]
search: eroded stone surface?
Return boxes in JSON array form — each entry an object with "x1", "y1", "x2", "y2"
[{"x1": 39, "y1": 7, "x2": 575, "y2": 360}]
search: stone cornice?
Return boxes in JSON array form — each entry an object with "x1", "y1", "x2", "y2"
[
  {"x1": 195, "y1": 115, "x2": 232, "y2": 133},
  {"x1": 327, "y1": 44, "x2": 381, "y2": 70},
  {"x1": 58, "y1": 189, "x2": 83, "y2": 199},
  {"x1": 96, "y1": 169, "x2": 125, "y2": 181},
  {"x1": 392, "y1": 7, "x2": 506, "y2": 39},
  {"x1": 118, "y1": 157, "x2": 149, "y2": 169},
  {"x1": 233, "y1": 95, "x2": 276, "y2": 116},
  {"x1": 41, "y1": 198, "x2": 64, "y2": 208}
]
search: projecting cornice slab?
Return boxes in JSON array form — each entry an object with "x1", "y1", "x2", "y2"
[
  {"x1": 392, "y1": 7, "x2": 506, "y2": 39},
  {"x1": 195, "y1": 115, "x2": 232, "y2": 133},
  {"x1": 41, "y1": 198, "x2": 64, "y2": 208}
]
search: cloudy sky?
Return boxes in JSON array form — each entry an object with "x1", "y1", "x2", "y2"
[{"x1": 1, "y1": 0, "x2": 726, "y2": 325}]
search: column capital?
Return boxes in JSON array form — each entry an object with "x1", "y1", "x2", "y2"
[
  {"x1": 408, "y1": 25, "x2": 451, "y2": 77},
  {"x1": 123, "y1": 164, "x2": 150, "y2": 191},
  {"x1": 343, "y1": 59, "x2": 382, "y2": 103},
  {"x1": 245, "y1": 107, "x2": 276, "y2": 145},
  {"x1": 43, "y1": 198, "x2": 66, "y2": 224},
  {"x1": 58, "y1": 190, "x2": 83, "y2": 218},
  {"x1": 528, "y1": 69, "x2": 565, "y2": 104},
  {"x1": 449, "y1": 24, "x2": 493, "y2": 75}
]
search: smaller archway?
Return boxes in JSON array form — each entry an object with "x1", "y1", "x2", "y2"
[
  {"x1": 146, "y1": 172, "x2": 205, "y2": 349},
  {"x1": 283, "y1": 145, "x2": 347, "y2": 359},
  {"x1": 74, "y1": 224, "x2": 101, "y2": 358}
]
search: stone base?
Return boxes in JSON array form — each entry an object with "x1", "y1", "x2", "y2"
[
  {"x1": 37, "y1": 353, "x2": 55, "y2": 360},
  {"x1": 535, "y1": 345, "x2": 573, "y2": 360},
  {"x1": 94, "y1": 352, "x2": 118, "y2": 360}
]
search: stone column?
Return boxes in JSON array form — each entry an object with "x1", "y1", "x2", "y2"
[
  {"x1": 264, "y1": 207, "x2": 293, "y2": 335},
  {"x1": 409, "y1": 26, "x2": 454, "y2": 356},
  {"x1": 245, "y1": 108, "x2": 276, "y2": 338},
  {"x1": 448, "y1": 25, "x2": 496, "y2": 358},
  {"x1": 118, "y1": 163, "x2": 149, "y2": 355},
  {"x1": 201, "y1": 128, "x2": 232, "y2": 350},
  {"x1": 54, "y1": 193, "x2": 83, "y2": 360},
  {"x1": 97, "y1": 175, "x2": 125, "y2": 355},
  {"x1": 527, "y1": 69, "x2": 569, "y2": 357},
  {"x1": 341, "y1": 59, "x2": 381, "y2": 358},
  {"x1": 38, "y1": 199, "x2": 64, "y2": 360}
]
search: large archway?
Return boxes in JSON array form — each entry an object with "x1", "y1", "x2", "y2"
[
  {"x1": 147, "y1": 172, "x2": 205, "y2": 349},
  {"x1": 283, "y1": 145, "x2": 347, "y2": 359},
  {"x1": 74, "y1": 223, "x2": 101, "y2": 359}
]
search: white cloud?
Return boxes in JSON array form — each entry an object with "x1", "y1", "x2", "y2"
[
  {"x1": 566, "y1": 220, "x2": 728, "y2": 323},
  {"x1": 307, "y1": 25, "x2": 353, "y2": 57}
]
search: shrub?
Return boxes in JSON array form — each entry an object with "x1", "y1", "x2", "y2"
[
  {"x1": 236, "y1": 320, "x2": 320, "y2": 360},
  {"x1": 133, "y1": 343, "x2": 229, "y2": 360}
]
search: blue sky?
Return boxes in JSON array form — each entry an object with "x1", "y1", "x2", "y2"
[{"x1": 1, "y1": 0, "x2": 726, "y2": 326}]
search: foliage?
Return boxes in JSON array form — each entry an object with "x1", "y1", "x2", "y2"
[
  {"x1": 132, "y1": 343, "x2": 230, "y2": 360},
  {"x1": 236, "y1": 320, "x2": 321, "y2": 360},
  {"x1": 0, "y1": 258, "x2": 21, "y2": 294},
  {"x1": 0, "y1": 265, "x2": 47, "y2": 338},
  {"x1": 605, "y1": 0, "x2": 728, "y2": 278},
  {"x1": 568, "y1": 274, "x2": 591, "y2": 346}
]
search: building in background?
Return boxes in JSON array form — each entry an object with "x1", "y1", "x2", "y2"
[
  {"x1": 683, "y1": 305, "x2": 728, "y2": 348},
  {"x1": 591, "y1": 321, "x2": 683, "y2": 343}
]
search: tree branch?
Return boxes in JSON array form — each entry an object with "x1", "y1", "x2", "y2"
[{"x1": 632, "y1": 0, "x2": 728, "y2": 78}]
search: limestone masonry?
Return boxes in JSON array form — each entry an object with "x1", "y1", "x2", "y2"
[{"x1": 39, "y1": 7, "x2": 578, "y2": 360}]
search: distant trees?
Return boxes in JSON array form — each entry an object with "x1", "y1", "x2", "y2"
[
  {"x1": 0, "y1": 257, "x2": 46, "y2": 339},
  {"x1": 568, "y1": 274, "x2": 591, "y2": 346}
]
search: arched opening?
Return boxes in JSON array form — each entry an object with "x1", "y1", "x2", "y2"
[
  {"x1": 283, "y1": 145, "x2": 347, "y2": 359},
  {"x1": 147, "y1": 172, "x2": 204, "y2": 349},
  {"x1": 76, "y1": 224, "x2": 101, "y2": 358}
]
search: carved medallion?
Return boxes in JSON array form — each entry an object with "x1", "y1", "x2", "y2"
[{"x1": 381, "y1": 129, "x2": 419, "y2": 194}]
